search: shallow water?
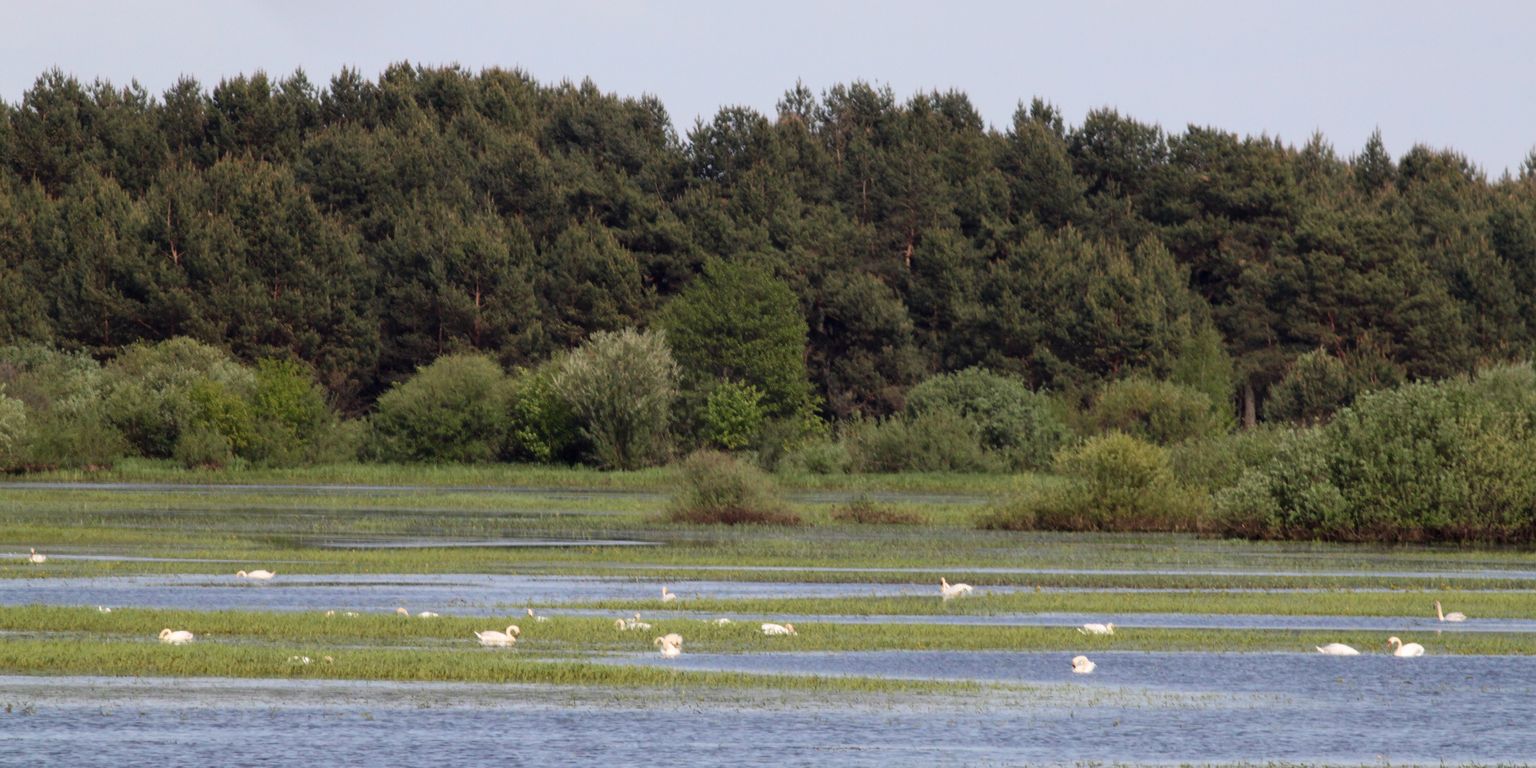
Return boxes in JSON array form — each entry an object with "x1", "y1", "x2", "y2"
[
  {"x1": 3, "y1": 652, "x2": 1530, "y2": 766},
  {"x1": 3, "y1": 574, "x2": 1531, "y2": 635}
]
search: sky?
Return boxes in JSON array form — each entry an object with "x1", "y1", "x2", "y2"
[{"x1": 5, "y1": 0, "x2": 1534, "y2": 174}]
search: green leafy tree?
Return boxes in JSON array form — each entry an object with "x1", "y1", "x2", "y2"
[
  {"x1": 553, "y1": 328, "x2": 678, "y2": 469},
  {"x1": 659, "y1": 259, "x2": 812, "y2": 418}
]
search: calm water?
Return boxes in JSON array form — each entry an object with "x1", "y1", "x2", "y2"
[
  {"x1": 1, "y1": 573, "x2": 1529, "y2": 634},
  {"x1": 4, "y1": 649, "x2": 1532, "y2": 766}
]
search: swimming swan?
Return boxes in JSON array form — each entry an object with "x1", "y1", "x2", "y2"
[
  {"x1": 940, "y1": 578, "x2": 974, "y2": 601},
  {"x1": 474, "y1": 625, "x2": 521, "y2": 647},
  {"x1": 1071, "y1": 655, "x2": 1096, "y2": 674},
  {"x1": 1435, "y1": 601, "x2": 1466, "y2": 622},
  {"x1": 158, "y1": 628, "x2": 195, "y2": 645},
  {"x1": 761, "y1": 623, "x2": 797, "y2": 636},
  {"x1": 396, "y1": 607, "x2": 439, "y2": 618},
  {"x1": 27, "y1": 548, "x2": 46, "y2": 564},
  {"x1": 527, "y1": 608, "x2": 550, "y2": 623},
  {"x1": 654, "y1": 633, "x2": 683, "y2": 657},
  {"x1": 661, "y1": 586, "x2": 678, "y2": 603},
  {"x1": 1388, "y1": 637, "x2": 1425, "y2": 657},
  {"x1": 1315, "y1": 643, "x2": 1360, "y2": 655},
  {"x1": 236, "y1": 569, "x2": 275, "y2": 580},
  {"x1": 1078, "y1": 623, "x2": 1115, "y2": 635}
]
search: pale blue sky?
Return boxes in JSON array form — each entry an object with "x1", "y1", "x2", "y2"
[{"x1": 5, "y1": 1, "x2": 1534, "y2": 174}]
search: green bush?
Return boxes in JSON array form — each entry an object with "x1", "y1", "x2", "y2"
[
  {"x1": 173, "y1": 424, "x2": 235, "y2": 469},
  {"x1": 554, "y1": 328, "x2": 678, "y2": 470},
  {"x1": 244, "y1": 359, "x2": 353, "y2": 466},
  {"x1": 0, "y1": 388, "x2": 27, "y2": 470},
  {"x1": 186, "y1": 379, "x2": 255, "y2": 455},
  {"x1": 778, "y1": 438, "x2": 852, "y2": 475},
  {"x1": 503, "y1": 360, "x2": 582, "y2": 463},
  {"x1": 704, "y1": 380, "x2": 767, "y2": 451},
  {"x1": 666, "y1": 450, "x2": 800, "y2": 525},
  {"x1": 982, "y1": 432, "x2": 1205, "y2": 532},
  {"x1": 1216, "y1": 375, "x2": 1536, "y2": 543},
  {"x1": 1169, "y1": 425, "x2": 1305, "y2": 492},
  {"x1": 830, "y1": 494, "x2": 924, "y2": 525},
  {"x1": 1263, "y1": 348, "x2": 1358, "y2": 425},
  {"x1": 0, "y1": 344, "x2": 105, "y2": 416},
  {"x1": 100, "y1": 338, "x2": 254, "y2": 458},
  {"x1": 369, "y1": 354, "x2": 510, "y2": 463},
  {"x1": 17, "y1": 408, "x2": 127, "y2": 470},
  {"x1": 844, "y1": 408, "x2": 1000, "y2": 473},
  {"x1": 904, "y1": 367, "x2": 1069, "y2": 470},
  {"x1": 1084, "y1": 377, "x2": 1223, "y2": 445}
]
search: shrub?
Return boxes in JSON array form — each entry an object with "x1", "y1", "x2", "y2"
[
  {"x1": 1084, "y1": 377, "x2": 1223, "y2": 445},
  {"x1": 844, "y1": 408, "x2": 1000, "y2": 473},
  {"x1": 830, "y1": 495, "x2": 924, "y2": 525},
  {"x1": 905, "y1": 367, "x2": 1069, "y2": 470},
  {"x1": 503, "y1": 360, "x2": 582, "y2": 463},
  {"x1": 1169, "y1": 425, "x2": 1305, "y2": 492},
  {"x1": 242, "y1": 359, "x2": 339, "y2": 466},
  {"x1": 982, "y1": 433, "x2": 1206, "y2": 532},
  {"x1": 778, "y1": 438, "x2": 852, "y2": 475},
  {"x1": 554, "y1": 328, "x2": 678, "y2": 470},
  {"x1": 1216, "y1": 376, "x2": 1536, "y2": 543},
  {"x1": 1264, "y1": 348, "x2": 1358, "y2": 425},
  {"x1": 0, "y1": 388, "x2": 27, "y2": 470},
  {"x1": 666, "y1": 450, "x2": 800, "y2": 525},
  {"x1": 100, "y1": 338, "x2": 254, "y2": 458},
  {"x1": 369, "y1": 354, "x2": 510, "y2": 463},
  {"x1": 704, "y1": 380, "x2": 767, "y2": 451},
  {"x1": 18, "y1": 408, "x2": 127, "y2": 470},
  {"x1": 173, "y1": 424, "x2": 235, "y2": 469},
  {"x1": 185, "y1": 379, "x2": 255, "y2": 455},
  {"x1": 0, "y1": 344, "x2": 105, "y2": 416}
]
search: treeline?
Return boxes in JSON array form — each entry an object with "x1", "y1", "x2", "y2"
[{"x1": 2, "y1": 64, "x2": 1534, "y2": 421}]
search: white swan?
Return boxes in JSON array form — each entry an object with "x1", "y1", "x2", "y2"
[
  {"x1": 96, "y1": 606, "x2": 112, "y2": 613},
  {"x1": 1388, "y1": 636, "x2": 1425, "y2": 657},
  {"x1": 236, "y1": 569, "x2": 275, "y2": 580},
  {"x1": 940, "y1": 578, "x2": 974, "y2": 601},
  {"x1": 712, "y1": 617, "x2": 733, "y2": 626},
  {"x1": 27, "y1": 548, "x2": 46, "y2": 565},
  {"x1": 288, "y1": 655, "x2": 312, "y2": 665},
  {"x1": 526, "y1": 608, "x2": 550, "y2": 623},
  {"x1": 654, "y1": 633, "x2": 683, "y2": 657},
  {"x1": 1315, "y1": 643, "x2": 1360, "y2": 655},
  {"x1": 1435, "y1": 601, "x2": 1466, "y2": 622},
  {"x1": 661, "y1": 586, "x2": 678, "y2": 603},
  {"x1": 615, "y1": 613, "x2": 652, "y2": 631},
  {"x1": 1071, "y1": 655, "x2": 1096, "y2": 674},
  {"x1": 1078, "y1": 623, "x2": 1115, "y2": 635},
  {"x1": 396, "y1": 607, "x2": 439, "y2": 618},
  {"x1": 474, "y1": 625, "x2": 521, "y2": 647},
  {"x1": 761, "y1": 623, "x2": 797, "y2": 636},
  {"x1": 158, "y1": 628, "x2": 195, "y2": 645}
]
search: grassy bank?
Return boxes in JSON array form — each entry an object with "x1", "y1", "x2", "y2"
[{"x1": 1, "y1": 458, "x2": 1024, "y2": 495}]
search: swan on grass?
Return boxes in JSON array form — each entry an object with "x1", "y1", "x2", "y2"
[
  {"x1": 940, "y1": 578, "x2": 973, "y2": 601},
  {"x1": 761, "y1": 623, "x2": 797, "y2": 636},
  {"x1": 1078, "y1": 623, "x2": 1115, "y2": 635},
  {"x1": 712, "y1": 617, "x2": 733, "y2": 626},
  {"x1": 236, "y1": 569, "x2": 275, "y2": 580},
  {"x1": 27, "y1": 548, "x2": 46, "y2": 565},
  {"x1": 661, "y1": 586, "x2": 678, "y2": 603},
  {"x1": 1435, "y1": 601, "x2": 1466, "y2": 622},
  {"x1": 1315, "y1": 643, "x2": 1360, "y2": 656},
  {"x1": 396, "y1": 607, "x2": 439, "y2": 618},
  {"x1": 1071, "y1": 655, "x2": 1096, "y2": 674},
  {"x1": 615, "y1": 613, "x2": 651, "y2": 631},
  {"x1": 654, "y1": 633, "x2": 683, "y2": 657},
  {"x1": 475, "y1": 625, "x2": 521, "y2": 647},
  {"x1": 158, "y1": 628, "x2": 195, "y2": 645},
  {"x1": 1388, "y1": 637, "x2": 1425, "y2": 657},
  {"x1": 526, "y1": 608, "x2": 550, "y2": 623}
]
